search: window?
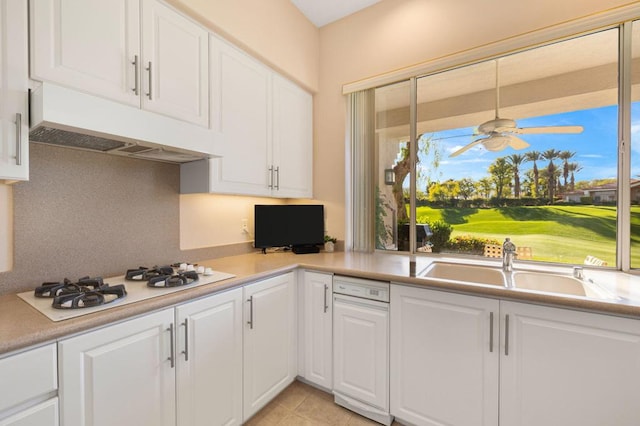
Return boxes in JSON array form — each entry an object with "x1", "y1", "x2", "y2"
[
  {"x1": 630, "y1": 20, "x2": 640, "y2": 268},
  {"x1": 369, "y1": 27, "x2": 632, "y2": 268}
]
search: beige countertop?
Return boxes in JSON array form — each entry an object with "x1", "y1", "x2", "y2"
[{"x1": 3, "y1": 251, "x2": 640, "y2": 356}]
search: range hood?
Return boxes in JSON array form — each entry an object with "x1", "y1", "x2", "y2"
[{"x1": 29, "y1": 82, "x2": 221, "y2": 164}]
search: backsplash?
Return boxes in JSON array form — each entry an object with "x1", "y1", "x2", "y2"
[{"x1": 0, "y1": 143, "x2": 253, "y2": 295}]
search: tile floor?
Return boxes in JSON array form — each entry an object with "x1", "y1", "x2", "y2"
[{"x1": 244, "y1": 380, "x2": 404, "y2": 425}]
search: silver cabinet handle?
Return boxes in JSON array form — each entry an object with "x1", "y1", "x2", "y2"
[
  {"x1": 489, "y1": 311, "x2": 494, "y2": 353},
  {"x1": 181, "y1": 319, "x2": 189, "y2": 361},
  {"x1": 15, "y1": 113, "x2": 22, "y2": 166},
  {"x1": 167, "y1": 323, "x2": 175, "y2": 368},
  {"x1": 268, "y1": 167, "x2": 274, "y2": 189},
  {"x1": 247, "y1": 296, "x2": 254, "y2": 329},
  {"x1": 131, "y1": 55, "x2": 139, "y2": 95},
  {"x1": 323, "y1": 284, "x2": 329, "y2": 313},
  {"x1": 146, "y1": 61, "x2": 153, "y2": 100},
  {"x1": 274, "y1": 166, "x2": 280, "y2": 190},
  {"x1": 504, "y1": 314, "x2": 510, "y2": 356}
]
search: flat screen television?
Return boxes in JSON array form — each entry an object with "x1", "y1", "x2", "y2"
[{"x1": 254, "y1": 204, "x2": 324, "y2": 254}]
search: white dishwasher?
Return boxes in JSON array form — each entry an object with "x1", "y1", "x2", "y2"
[{"x1": 333, "y1": 276, "x2": 393, "y2": 426}]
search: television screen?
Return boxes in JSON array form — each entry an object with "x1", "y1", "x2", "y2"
[{"x1": 254, "y1": 204, "x2": 324, "y2": 251}]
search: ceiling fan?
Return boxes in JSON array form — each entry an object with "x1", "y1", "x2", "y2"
[{"x1": 449, "y1": 59, "x2": 584, "y2": 157}]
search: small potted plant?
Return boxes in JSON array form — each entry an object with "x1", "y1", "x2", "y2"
[{"x1": 324, "y1": 235, "x2": 337, "y2": 252}]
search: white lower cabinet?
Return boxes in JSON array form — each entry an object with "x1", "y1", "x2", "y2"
[
  {"x1": 175, "y1": 288, "x2": 243, "y2": 426},
  {"x1": 58, "y1": 308, "x2": 176, "y2": 426},
  {"x1": 500, "y1": 301, "x2": 640, "y2": 426},
  {"x1": 58, "y1": 288, "x2": 244, "y2": 426},
  {"x1": 0, "y1": 399, "x2": 58, "y2": 426},
  {"x1": 243, "y1": 272, "x2": 297, "y2": 421},
  {"x1": 391, "y1": 284, "x2": 640, "y2": 426},
  {"x1": 302, "y1": 271, "x2": 333, "y2": 390},
  {"x1": 390, "y1": 285, "x2": 499, "y2": 426},
  {"x1": 0, "y1": 343, "x2": 58, "y2": 426}
]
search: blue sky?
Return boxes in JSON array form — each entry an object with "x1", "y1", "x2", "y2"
[{"x1": 416, "y1": 105, "x2": 636, "y2": 187}]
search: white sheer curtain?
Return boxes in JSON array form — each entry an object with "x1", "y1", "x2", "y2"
[{"x1": 346, "y1": 89, "x2": 375, "y2": 252}]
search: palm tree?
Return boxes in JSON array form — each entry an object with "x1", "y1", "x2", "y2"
[
  {"x1": 542, "y1": 149, "x2": 561, "y2": 203},
  {"x1": 507, "y1": 154, "x2": 525, "y2": 198},
  {"x1": 567, "y1": 162, "x2": 583, "y2": 192},
  {"x1": 525, "y1": 151, "x2": 542, "y2": 198},
  {"x1": 558, "y1": 151, "x2": 576, "y2": 191}
]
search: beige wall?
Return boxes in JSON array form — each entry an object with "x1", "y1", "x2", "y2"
[
  {"x1": 314, "y1": 0, "x2": 634, "y2": 242},
  {"x1": 168, "y1": 0, "x2": 320, "y2": 92}
]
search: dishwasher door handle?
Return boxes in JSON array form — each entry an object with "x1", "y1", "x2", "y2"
[{"x1": 333, "y1": 294, "x2": 389, "y2": 311}]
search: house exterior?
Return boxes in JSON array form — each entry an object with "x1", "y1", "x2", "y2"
[{"x1": 561, "y1": 179, "x2": 640, "y2": 203}]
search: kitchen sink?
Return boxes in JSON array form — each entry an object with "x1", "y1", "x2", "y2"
[
  {"x1": 421, "y1": 262, "x2": 506, "y2": 286},
  {"x1": 511, "y1": 271, "x2": 588, "y2": 296}
]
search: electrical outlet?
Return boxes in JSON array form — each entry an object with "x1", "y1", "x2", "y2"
[{"x1": 241, "y1": 218, "x2": 248, "y2": 233}]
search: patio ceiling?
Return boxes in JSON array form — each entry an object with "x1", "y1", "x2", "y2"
[{"x1": 374, "y1": 28, "x2": 640, "y2": 140}]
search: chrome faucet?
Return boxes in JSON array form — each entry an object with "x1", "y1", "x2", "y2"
[{"x1": 503, "y1": 237, "x2": 516, "y2": 272}]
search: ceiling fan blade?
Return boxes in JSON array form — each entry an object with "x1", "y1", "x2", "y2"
[
  {"x1": 449, "y1": 139, "x2": 484, "y2": 157},
  {"x1": 507, "y1": 135, "x2": 530, "y2": 150},
  {"x1": 431, "y1": 133, "x2": 475, "y2": 141},
  {"x1": 513, "y1": 125, "x2": 584, "y2": 135}
]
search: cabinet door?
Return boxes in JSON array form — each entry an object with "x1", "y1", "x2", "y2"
[
  {"x1": 175, "y1": 288, "x2": 243, "y2": 426},
  {"x1": 500, "y1": 301, "x2": 640, "y2": 426},
  {"x1": 243, "y1": 273, "x2": 297, "y2": 421},
  {"x1": 29, "y1": 0, "x2": 140, "y2": 107},
  {"x1": 272, "y1": 75, "x2": 313, "y2": 198},
  {"x1": 333, "y1": 294, "x2": 389, "y2": 411},
  {"x1": 58, "y1": 308, "x2": 175, "y2": 426},
  {"x1": 141, "y1": 0, "x2": 208, "y2": 126},
  {"x1": 390, "y1": 285, "x2": 499, "y2": 426},
  {"x1": 0, "y1": 344, "x2": 57, "y2": 415},
  {"x1": 0, "y1": 0, "x2": 28, "y2": 181},
  {"x1": 0, "y1": 398, "x2": 58, "y2": 426},
  {"x1": 208, "y1": 35, "x2": 272, "y2": 196},
  {"x1": 303, "y1": 271, "x2": 333, "y2": 389}
]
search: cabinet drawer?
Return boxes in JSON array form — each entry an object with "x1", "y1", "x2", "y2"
[{"x1": 0, "y1": 344, "x2": 57, "y2": 412}]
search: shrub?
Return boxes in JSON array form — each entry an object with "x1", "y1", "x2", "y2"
[
  {"x1": 445, "y1": 235, "x2": 501, "y2": 254},
  {"x1": 428, "y1": 220, "x2": 453, "y2": 253},
  {"x1": 580, "y1": 196, "x2": 593, "y2": 205}
]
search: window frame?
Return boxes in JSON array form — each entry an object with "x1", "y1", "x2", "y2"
[{"x1": 348, "y1": 16, "x2": 640, "y2": 273}]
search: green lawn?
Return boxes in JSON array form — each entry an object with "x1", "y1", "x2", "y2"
[{"x1": 414, "y1": 205, "x2": 640, "y2": 266}]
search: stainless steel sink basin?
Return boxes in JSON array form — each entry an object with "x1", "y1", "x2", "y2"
[
  {"x1": 421, "y1": 262, "x2": 506, "y2": 286},
  {"x1": 512, "y1": 271, "x2": 588, "y2": 296},
  {"x1": 419, "y1": 262, "x2": 617, "y2": 300}
]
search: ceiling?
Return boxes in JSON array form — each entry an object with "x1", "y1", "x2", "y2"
[{"x1": 290, "y1": 0, "x2": 382, "y2": 27}]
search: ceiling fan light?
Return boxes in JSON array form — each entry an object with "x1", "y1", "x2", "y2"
[{"x1": 482, "y1": 136, "x2": 509, "y2": 151}]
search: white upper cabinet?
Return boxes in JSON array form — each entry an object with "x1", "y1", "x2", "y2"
[
  {"x1": 180, "y1": 35, "x2": 313, "y2": 198},
  {"x1": 272, "y1": 74, "x2": 313, "y2": 198},
  {"x1": 0, "y1": 0, "x2": 28, "y2": 181},
  {"x1": 140, "y1": 0, "x2": 208, "y2": 126},
  {"x1": 30, "y1": 0, "x2": 208, "y2": 127},
  {"x1": 30, "y1": 0, "x2": 140, "y2": 107},
  {"x1": 206, "y1": 34, "x2": 272, "y2": 196}
]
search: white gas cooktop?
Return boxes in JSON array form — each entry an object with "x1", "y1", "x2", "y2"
[{"x1": 18, "y1": 270, "x2": 235, "y2": 322}]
